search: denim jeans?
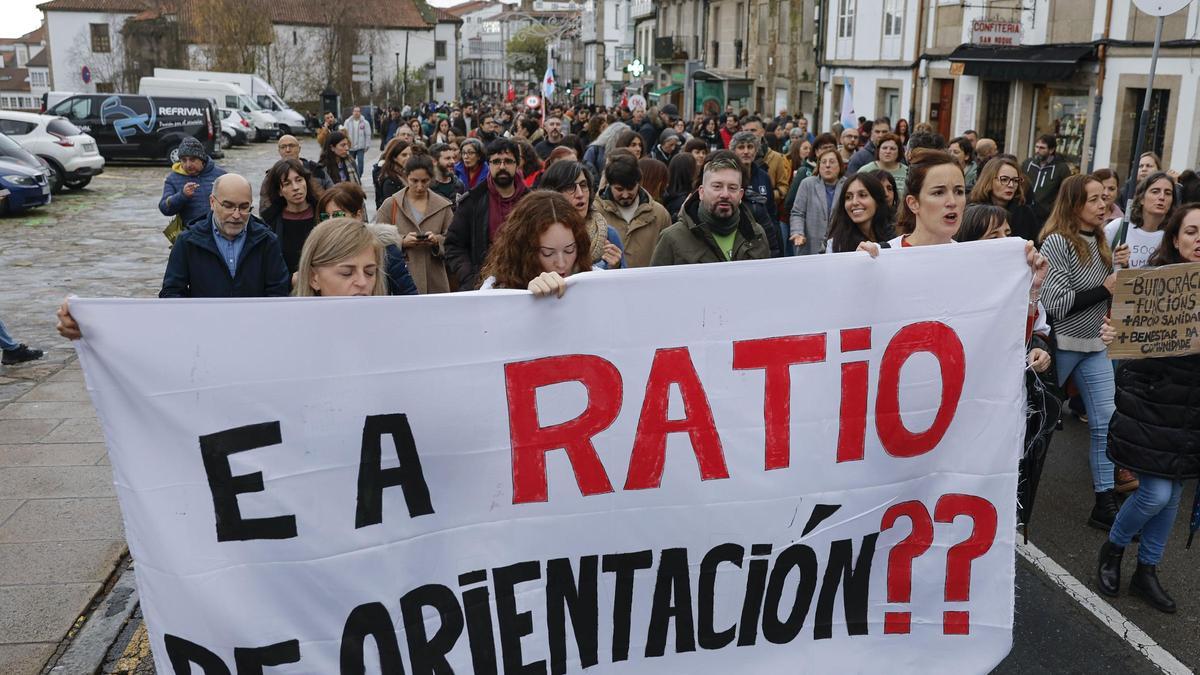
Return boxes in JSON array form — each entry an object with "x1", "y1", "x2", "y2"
[
  {"x1": 0, "y1": 316, "x2": 18, "y2": 351},
  {"x1": 1055, "y1": 348, "x2": 1116, "y2": 492},
  {"x1": 351, "y1": 149, "x2": 365, "y2": 178},
  {"x1": 1109, "y1": 474, "x2": 1183, "y2": 565}
]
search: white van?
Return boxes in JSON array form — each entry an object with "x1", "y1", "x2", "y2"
[
  {"x1": 153, "y1": 68, "x2": 307, "y2": 135},
  {"x1": 138, "y1": 77, "x2": 279, "y2": 141}
]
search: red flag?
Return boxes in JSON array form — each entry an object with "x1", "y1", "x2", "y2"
[{"x1": 506, "y1": 80, "x2": 515, "y2": 103}]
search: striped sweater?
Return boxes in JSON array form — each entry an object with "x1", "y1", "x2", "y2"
[{"x1": 1040, "y1": 231, "x2": 1111, "y2": 352}]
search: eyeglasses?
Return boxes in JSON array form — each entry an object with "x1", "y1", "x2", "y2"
[
  {"x1": 489, "y1": 158, "x2": 517, "y2": 167},
  {"x1": 319, "y1": 210, "x2": 348, "y2": 221},
  {"x1": 563, "y1": 179, "x2": 589, "y2": 195},
  {"x1": 217, "y1": 202, "x2": 253, "y2": 214},
  {"x1": 995, "y1": 176, "x2": 1020, "y2": 186}
]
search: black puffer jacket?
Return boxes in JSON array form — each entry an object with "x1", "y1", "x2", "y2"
[{"x1": 1108, "y1": 355, "x2": 1200, "y2": 479}]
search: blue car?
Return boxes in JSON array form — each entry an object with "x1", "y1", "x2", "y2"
[{"x1": 0, "y1": 157, "x2": 51, "y2": 214}]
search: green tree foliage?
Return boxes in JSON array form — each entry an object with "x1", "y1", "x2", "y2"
[{"x1": 506, "y1": 26, "x2": 547, "y2": 78}]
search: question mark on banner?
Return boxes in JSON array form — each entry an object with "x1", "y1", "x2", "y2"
[
  {"x1": 880, "y1": 500, "x2": 934, "y2": 634},
  {"x1": 934, "y1": 494, "x2": 998, "y2": 635}
]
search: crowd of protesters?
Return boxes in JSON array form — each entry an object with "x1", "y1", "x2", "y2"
[{"x1": 35, "y1": 96, "x2": 1200, "y2": 615}]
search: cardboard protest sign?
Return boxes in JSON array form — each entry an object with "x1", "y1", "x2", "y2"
[
  {"x1": 72, "y1": 239, "x2": 1029, "y2": 674},
  {"x1": 1109, "y1": 262, "x2": 1200, "y2": 359}
]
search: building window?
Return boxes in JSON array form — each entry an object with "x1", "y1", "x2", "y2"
[
  {"x1": 435, "y1": 40, "x2": 447, "y2": 59},
  {"x1": 90, "y1": 23, "x2": 111, "y2": 53},
  {"x1": 758, "y1": 3, "x2": 768, "y2": 42},
  {"x1": 883, "y1": 0, "x2": 903, "y2": 36},
  {"x1": 31, "y1": 71, "x2": 47, "y2": 87},
  {"x1": 736, "y1": 3, "x2": 745, "y2": 40},
  {"x1": 837, "y1": 0, "x2": 855, "y2": 38},
  {"x1": 436, "y1": 77, "x2": 445, "y2": 92},
  {"x1": 96, "y1": 82, "x2": 115, "y2": 93}
]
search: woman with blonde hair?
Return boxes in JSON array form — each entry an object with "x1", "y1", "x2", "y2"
[{"x1": 293, "y1": 217, "x2": 389, "y2": 297}]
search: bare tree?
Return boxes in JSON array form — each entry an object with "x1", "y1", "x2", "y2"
[
  {"x1": 310, "y1": 4, "x2": 364, "y2": 98},
  {"x1": 266, "y1": 29, "x2": 318, "y2": 101},
  {"x1": 65, "y1": 17, "x2": 134, "y2": 92},
  {"x1": 187, "y1": 0, "x2": 273, "y2": 73}
]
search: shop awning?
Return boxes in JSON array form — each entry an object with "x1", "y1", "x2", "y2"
[
  {"x1": 948, "y1": 44, "x2": 1094, "y2": 82},
  {"x1": 648, "y1": 83, "x2": 682, "y2": 99}
]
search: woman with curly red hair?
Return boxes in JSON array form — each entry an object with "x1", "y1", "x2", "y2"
[{"x1": 477, "y1": 191, "x2": 592, "y2": 297}]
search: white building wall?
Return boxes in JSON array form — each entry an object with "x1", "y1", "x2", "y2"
[
  {"x1": 434, "y1": 23, "x2": 459, "y2": 100},
  {"x1": 45, "y1": 10, "x2": 135, "y2": 92},
  {"x1": 1093, "y1": 55, "x2": 1200, "y2": 171}
]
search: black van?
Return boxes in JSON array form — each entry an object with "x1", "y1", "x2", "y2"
[{"x1": 46, "y1": 94, "x2": 220, "y2": 163}]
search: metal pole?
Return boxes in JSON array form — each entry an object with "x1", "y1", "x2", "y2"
[
  {"x1": 402, "y1": 33, "x2": 411, "y2": 107},
  {"x1": 1114, "y1": 14, "x2": 1163, "y2": 247}
]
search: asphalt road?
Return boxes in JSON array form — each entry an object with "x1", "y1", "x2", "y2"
[{"x1": 3, "y1": 140, "x2": 1194, "y2": 674}]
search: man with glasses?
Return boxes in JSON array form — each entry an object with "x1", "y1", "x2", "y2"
[
  {"x1": 271, "y1": 132, "x2": 328, "y2": 189},
  {"x1": 445, "y1": 138, "x2": 530, "y2": 289},
  {"x1": 651, "y1": 150, "x2": 771, "y2": 266},
  {"x1": 160, "y1": 174, "x2": 290, "y2": 298}
]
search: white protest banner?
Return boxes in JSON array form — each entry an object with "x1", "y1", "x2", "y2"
[{"x1": 72, "y1": 238, "x2": 1029, "y2": 674}]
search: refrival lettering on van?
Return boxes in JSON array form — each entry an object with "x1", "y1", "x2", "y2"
[
  {"x1": 101, "y1": 96, "x2": 156, "y2": 143},
  {"x1": 158, "y1": 107, "x2": 204, "y2": 117}
]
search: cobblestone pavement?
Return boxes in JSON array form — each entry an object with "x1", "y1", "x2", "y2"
[
  {"x1": 2, "y1": 141, "x2": 1194, "y2": 674},
  {"x1": 0, "y1": 140, "x2": 324, "y2": 675}
]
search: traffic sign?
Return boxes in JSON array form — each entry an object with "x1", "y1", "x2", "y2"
[
  {"x1": 628, "y1": 94, "x2": 647, "y2": 111},
  {"x1": 525, "y1": 95, "x2": 541, "y2": 108},
  {"x1": 81, "y1": 65, "x2": 91, "y2": 84},
  {"x1": 1132, "y1": 0, "x2": 1188, "y2": 15}
]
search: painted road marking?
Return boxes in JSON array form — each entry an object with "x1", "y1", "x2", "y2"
[{"x1": 1017, "y1": 538, "x2": 1194, "y2": 675}]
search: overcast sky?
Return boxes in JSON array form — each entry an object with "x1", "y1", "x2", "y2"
[{"x1": 2, "y1": 0, "x2": 469, "y2": 39}]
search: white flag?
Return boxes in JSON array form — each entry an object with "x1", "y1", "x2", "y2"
[{"x1": 840, "y1": 80, "x2": 856, "y2": 130}]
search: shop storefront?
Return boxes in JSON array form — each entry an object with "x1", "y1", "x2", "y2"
[
  {"x1": 949, "y1": 44, "x2": 1094, "y2": 166},
  {"x1": 691, "y1": 69, "x2": 753, "y2": 115},
  {"x1": 1032, "y1": 87, "x2": 1090, "y2": 167}
]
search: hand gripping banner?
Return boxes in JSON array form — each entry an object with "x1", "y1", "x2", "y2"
[{"x1": 72, "y1": 238, "x2": 1029, "y2": 674}]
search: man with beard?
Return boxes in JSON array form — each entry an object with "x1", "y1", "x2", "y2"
[
  {"x1": 650, "y1": 150, "x2": 770, "y2": 265},
  {"x1": 444, "y1": 138, "x2": 530, "y2": 288},
  {"x1": 729, "y1": 131, "x2": 782, "y2": 257},
  {"x1": 594, "y1": 150, "x2": 672, "y2": 268},
  {"x1": 428, "y1": 143, "x2": 467, "y2": 204},
  {"x1": 160, "y1": 174, "x2": 290, "y2": 297},
  {"x1": 838, "y1": 127, "x2": 860, "y2": 164},
  {"x1": 740, "y1": 115, "x2": 791, "y2": 205},
  {"x1": 534, "y1": 117, "x2": 566, "y2": 159}
]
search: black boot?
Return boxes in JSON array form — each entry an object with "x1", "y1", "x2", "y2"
[
  {"x1": 1096, "y1": 541, "x2": 1124, "y2": 597},
  {"x1": 1130, "y1": 563, "x2": 1176, "y2": 613},
  {"x1": 1088, "y1": 490, "x2": 1118, "y2": 531}
]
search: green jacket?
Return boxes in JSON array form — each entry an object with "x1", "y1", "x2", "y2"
[{"x1": 650, "y1": 196, "x2": 771, "y2": 266}]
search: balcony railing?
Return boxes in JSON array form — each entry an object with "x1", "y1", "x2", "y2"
[
  {"x1": 654, "y1": 36, "x2": 696, "y2": 62},
  {"x1": 631, "y1": 0, "x2": 655, "y2": 19}
]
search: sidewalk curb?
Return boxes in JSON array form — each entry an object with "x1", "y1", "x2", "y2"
[{"x1": 44, "y1": 560, "x2": 139, "y2": 675}]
